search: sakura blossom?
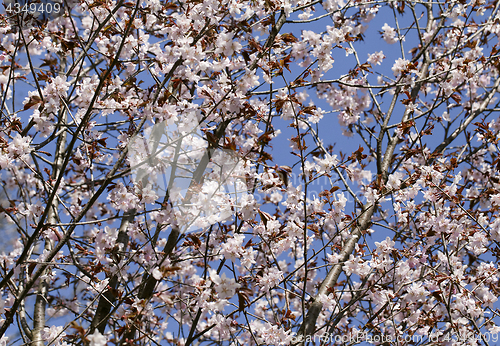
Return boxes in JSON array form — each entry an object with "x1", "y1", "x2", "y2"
[
  {"x1": 210, "y1": 271, "x2": 241, "y2": 299},
  {"x1": 367, "y1": 51, "x2": 385, "y2": 66},
  {"x1": 381, "y1": 23, "x2": 398, "y2": 44},
  {"x1": 392, "y1": 57, "x2": 410, "y2": 76},
  {"x1": 87, "y1": 330, "x2": 108, "y2": 346}
]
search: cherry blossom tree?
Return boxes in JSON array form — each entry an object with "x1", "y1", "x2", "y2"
[{"x1": 1, "y1": 0, "x2": 500, "y2": 345}]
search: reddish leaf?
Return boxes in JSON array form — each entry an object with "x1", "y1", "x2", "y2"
[
  {"x1": 258, "y1": 209, "x2": 272, "y2": 226},
  {"x1": 450, "y1": 93, "x2": 461, "y2": 104},
  {"x1": 23, "y1": 96, "x2": 42, "y2": 111}
]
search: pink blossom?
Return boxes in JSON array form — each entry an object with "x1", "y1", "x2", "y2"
[
  {"x1": 210, "y1": 271, "x2": 240, "y2": 299},
  {"x1": 367, "y1": 51, "x2": 385, "y2": 65},
  {"x1": 375, "y1": 237, "x2": 395, "y2": 254},
  {"x1": 392, "y1": 58, "x2": 409, "y2": 76},
  {"x1": 381, "y1": 23, "x2": 398, "y2": 44},
  {"x1": 220, "y1": 234, "x2": 245, "y2": 262},
  {"x1": 7, "y1": 134, "x2": 31, "y2": 158},
  {"x1": 259, "y1": 267, "x2": 283, "y2": 292},
  {"x1": 107, "y1": 182, "x2": 139, "y2": 211},
  {"x1": 209, "y1": 314, "x2": 235, "y2": 340},
  {"x1": 87, "y1": 330, "x2": 108, "y2": 346},
  {"x1": 343, "y1": 254, "x2": 371, "y2": 278},
  {"x1": 258, "y1": 323, "x2": 293, "y2": 345},
  {"x1": 491, "y1": 193, "x2": 500, "y2": 206},
  {"x1": 42, "y1": 326, "x2": 65, "y2": 344},
  {"x1": 215, "y1": 32, "x2": 242, "y2": 57}
]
